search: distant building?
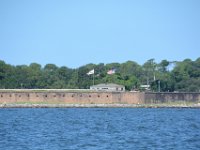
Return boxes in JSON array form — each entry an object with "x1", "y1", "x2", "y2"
[
  {"x1": 140, "y1": 84, "x2": 150, "y2": 91},
  {"x1": 90, "y1": 83, "x2": 125, "y2": 92}
]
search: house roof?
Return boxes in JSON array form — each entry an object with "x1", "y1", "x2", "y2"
[{"x1": 90, "y1": 83, "x2": 124, "y2": 88}]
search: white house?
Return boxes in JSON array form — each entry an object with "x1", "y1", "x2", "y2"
[{"x1": 90, "y1": 83, "x2": 125, "y2": 92}]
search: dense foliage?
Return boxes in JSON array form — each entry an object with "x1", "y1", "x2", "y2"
[{"x1": 0, "y1": 58, "x2": 200, "y2": 92}]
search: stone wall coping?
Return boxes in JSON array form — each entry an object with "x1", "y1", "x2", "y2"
[
  {"x1": 145, "y1": 92, "x2": 200, "y2": 94},
  {"x1": 0, "y1": 89, "x2": 127, "y2": 93},
  {"x1": 0, "y1": 89, "x2": 199, "y2": 94}
]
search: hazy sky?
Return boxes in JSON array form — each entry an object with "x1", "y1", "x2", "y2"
[{"x1": 0, "y1": 0, "x2": 199, "y2": 68}]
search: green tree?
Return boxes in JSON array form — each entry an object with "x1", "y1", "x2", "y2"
[{"x1": 158, "y1": 60, "x2": 169, "y2": 73}]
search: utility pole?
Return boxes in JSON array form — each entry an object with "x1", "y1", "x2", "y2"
[
  {"x1": 158, "y1": 80, "x2": 160, "y2": 92},
  {"x1": 153, "y1": 72, "x2": 156, "y2": 81},
  {"x1": 77, "y1": 68, "x2": 79, "y2": 88},
  {"x1": 93, "y1": 70, "x2": 95, "y2": 86},
  {"x1": 146, "y1": 77, "x2": 149, "y2": 85}
]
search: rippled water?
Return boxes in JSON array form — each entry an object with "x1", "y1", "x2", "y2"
[{"x1": 0, "y1": 108, "x2": 200, "y2": 150}]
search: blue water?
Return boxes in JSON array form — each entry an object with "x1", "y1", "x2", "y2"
[{"x1": 0, "y1": 108, "x2": 200, "y2": 150}]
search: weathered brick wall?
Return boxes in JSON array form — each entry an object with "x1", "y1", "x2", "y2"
[
  {"x1": 0, "y1": 91, "x2": 200, "y2": 104},
  {"x1": 144, "y1": 92, "x2": 200, "y2": 103},
  {"x1": 0, "y1": 91, "x2": 142, "y2": 104}
]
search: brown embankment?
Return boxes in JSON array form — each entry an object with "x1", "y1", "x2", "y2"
[{"x1": 0, "y1": 89, "x2": 200, "y2": 107}]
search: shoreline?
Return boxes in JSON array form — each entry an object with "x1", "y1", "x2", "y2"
[{"x1": 1, "y1": 103, "x2": 200, "y2": 108}]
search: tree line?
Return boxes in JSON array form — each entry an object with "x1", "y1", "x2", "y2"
[{"x1": 0, "y1": 58, "x2": 200, "y2": 92}]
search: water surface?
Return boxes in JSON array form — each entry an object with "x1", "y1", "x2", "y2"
[{"x1": 0, "y1": 108, "x2": 200, "y2": 150}]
